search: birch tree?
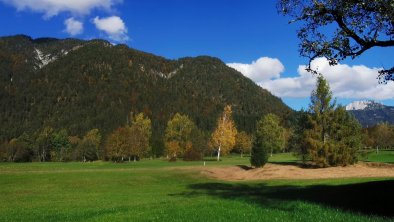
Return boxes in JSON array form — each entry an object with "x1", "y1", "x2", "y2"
[{"x1": 210, "y1": 105, "x2": 238, "y2": 161}]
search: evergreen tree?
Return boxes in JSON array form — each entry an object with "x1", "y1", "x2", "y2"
[
  {"x1": 304, "y1": 76, "x2": 361, "y2": 167},
  {"x1": 288, "y1": 110, "x2": 310, "y2": 162},
  {"x1": 250, "y1": 132, "x2": 269, "y2": 168}
]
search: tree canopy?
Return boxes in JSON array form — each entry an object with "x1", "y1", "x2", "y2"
[
  {"x1": 278, "y1": 0, "x2": 394, "y2": 81},
  {"x1": 256, "y1": 114, "x2": 285, "y2": 157},
  {"x1": 210, "y1": 105, "x2": 238, "y2": 161},
  {"x1": 164, "y1": 113, "x2": 196, "y2": 159},
  {"x1": 251, "y1": 114, "x2": 285, "y2": 168}
]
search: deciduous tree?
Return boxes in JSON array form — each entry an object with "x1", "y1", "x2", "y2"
[
  {"x1": 210, "y1": 105, "x2": 238, "y2": 161},
  {"x1": 278, "y1": 0, "x2": 394, "y2": 80},
  {"x1": 235, "y1": 131, "x2": 252, "y2": 158},
  {"x1": 105, "y1": 127, "x2": 130, "y2": 162},
  {"x1": 256, "y1": 114, "x2": 285, "y2": 157},
  {"x1": 84, "y1": 129, "x2": 102, "y2": 160},
  {"x1": 52, "y1": 129, "x2": 71, "y2": 161},
  {"x1": 128, "y1": 113, "x2": 151, "y2": 161},
  {"x1": 35, "y1": 127, "x2": 54, "y2": 162},
  {"x1": 164, "y1": 113, "x2": 195, "y2": 159}
]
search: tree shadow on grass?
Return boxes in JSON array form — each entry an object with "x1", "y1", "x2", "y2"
[{"x1": 175, "y1": 180, "x2": 394, "y2": 217}]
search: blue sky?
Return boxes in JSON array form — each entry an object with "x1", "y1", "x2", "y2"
[{"x1": 1, "y1": 0, "x2": 393, "y2": 110}]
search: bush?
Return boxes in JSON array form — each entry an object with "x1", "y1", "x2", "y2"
[
  {"x1": 250, "y1": 137, "x2": 268, "y2": 168},
  {"x1": 183, "y1": 149, "x2": 202, "y2": 161}
]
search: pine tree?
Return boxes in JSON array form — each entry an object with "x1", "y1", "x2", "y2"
[
  {"x1": 250, "y1": 134, "x2": 269, "y2": 168},
  {"x1": 304, "y1": 76, "x2": 361, "y2": 167}
]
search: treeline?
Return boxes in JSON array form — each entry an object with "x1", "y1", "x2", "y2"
[
  {"x1": 0, "y1": 108, "x2": 252, "y2": 163},
  {"x1": 362, "y1": 123, "x2": 394, "y2": 150},
  {"x1": 1, "y1": 76, "x2": 392, "y2": 168},
  {"x1": 0, "y1": 128, "x2": 102, "y2": 162}
]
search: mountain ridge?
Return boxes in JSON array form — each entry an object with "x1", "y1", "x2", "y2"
[
  {"x1": 0, "y1": 35, "x2": 292, "y2": 155},
  {"x1": 346, "y1": 100, "x2": 394, "y2": 127},
  {"x1": 345, "y1": 100, "x2": 385, "y2": 111}
]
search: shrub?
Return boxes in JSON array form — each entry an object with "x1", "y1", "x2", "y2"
[
  {"x1": 250, "y1": 137, "x2": 268, "y2": 168},
  {"x1": 183, "y1": 149, "x2": 202, "y2": 161}
]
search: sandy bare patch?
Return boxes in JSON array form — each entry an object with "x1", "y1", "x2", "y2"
[{"x1": 200, "y1": 163, "x2": 394, "y2": 181}]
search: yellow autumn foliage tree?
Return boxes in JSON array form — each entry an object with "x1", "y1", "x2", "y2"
[
  {"x1": 210, "y1": 105, "x2": 238, "y2": 161},
  {"x1": 164, "y1": 113, "x2": 195, "y2": 159}
]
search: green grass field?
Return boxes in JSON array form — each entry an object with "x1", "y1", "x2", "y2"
[
  {"x1": 360, "y1": 150, "x2": 394, "y2": 163},
  {"x1": 0, "y1": 153, "x2": 393, "y2": 221}
]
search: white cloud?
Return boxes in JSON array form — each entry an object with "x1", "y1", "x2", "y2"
[
  {"x1": 1, "y1": 0, "x2": 121, "y2": 18},
  {"x1": 230, "y1": 57, "x2": 394, "y2": 100},
  {"x1": 260, "y1": 57, "x2": 394, "y2": 100},
  {"x1": 93, "y1": 16, "x2": 129, "y2": 42},
  {"x1": 227, "y1": 57, "x2": 284, "y2": 82},
  {"x1": 64, "y1": 17, "x2": 83, "y2": 36}
]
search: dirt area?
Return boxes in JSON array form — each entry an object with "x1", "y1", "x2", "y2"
[{"x1": 200, "y1": 162, "x2": 394, "y2": 181}]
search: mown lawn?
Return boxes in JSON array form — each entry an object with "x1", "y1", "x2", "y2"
[
  {"x1": 0, "y1": 154, "x2": 393, "y2": 222},
  {"x1": 360, "y1": 150, "x2": 394, "y2": 163}
]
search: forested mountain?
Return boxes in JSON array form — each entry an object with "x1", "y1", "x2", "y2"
[
  {"x1": 0, "y1": 35, "x2": 292, "y2": 155},
  {"x1": 346, "y1": 101, "x2": 394, "y2": 127}
]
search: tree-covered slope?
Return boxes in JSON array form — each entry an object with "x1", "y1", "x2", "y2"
[
  {"x1": 348, "y1": 107, "x2": 394, "y2": 128},
  {"x1": 0, "y1": 35, "x2": 292, "y2": 155}
]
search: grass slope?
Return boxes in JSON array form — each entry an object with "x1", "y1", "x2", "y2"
[{"x1": 0, "y1": 154, "x2": 393, "y2": 222}]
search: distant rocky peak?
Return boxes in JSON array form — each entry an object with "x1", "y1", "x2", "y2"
[{"x1": 345, "y1": 100, "x2": 384, "y2": 111}]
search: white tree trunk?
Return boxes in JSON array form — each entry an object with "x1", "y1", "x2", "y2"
[{"x1": 217, "y1": 146, "x2": 221, "y2": 161}]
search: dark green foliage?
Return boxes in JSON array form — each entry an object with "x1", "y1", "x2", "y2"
[
  {"x1": 278, "y1": 0, "x2": 394, "y2": 80},
  {"x1": 51, "y1": 129, "x2": 71, "y2": 161},
  {"x1": 287, "y1": 110, "x2": 310, "y2": 162},
  {"x1": 251, "y1": 113, "x2": 285, "y2": 168},
  {"x1": 250, "y1": 136, "x2": 269, "y2": 168},
  {"x1": 0, "y1": 35, "x2": 292, "y2": 158},
  {"x1": 301, "y1": 76, "x2": 362, "y2": 167},
  {"x1": 76, "y1": 139, "x2": 98, "y2": 162}
]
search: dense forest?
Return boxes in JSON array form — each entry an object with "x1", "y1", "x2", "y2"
[{"x1": 0, "y1": 35, "x2": 292, "y2": 157}]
